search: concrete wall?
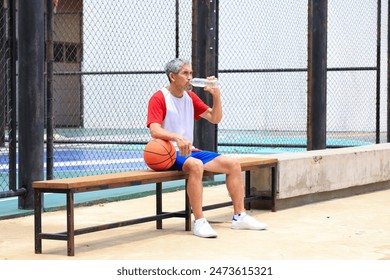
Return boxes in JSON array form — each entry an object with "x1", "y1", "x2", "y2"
[{"x1": 247, "y1": 143, "x2": 390, "y2": 209}]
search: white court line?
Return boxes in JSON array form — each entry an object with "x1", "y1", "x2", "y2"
[
  {"x1": 48, "y1": 157, "x2": 144, "y2": 167},
  {"x1": 0, "y1": 158, "x2": 145, "y2": 202},
  {"x1": 0, "y1": 157, "x2": 144, "y2": 170},
  {"x1": 1, "y1": 197, "x2": 19, "y2": 202},
  {"x1": 1, "y1": 192, "x2": 66, "y2": 202}
]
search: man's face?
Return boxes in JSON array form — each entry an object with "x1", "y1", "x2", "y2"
[{"x1": 172, "y1": 64, "x2": 193, "y2": 89}]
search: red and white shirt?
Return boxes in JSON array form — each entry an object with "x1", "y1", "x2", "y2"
[{"x1": 147, "y1": 87, "x2": 209, "y2": 144}]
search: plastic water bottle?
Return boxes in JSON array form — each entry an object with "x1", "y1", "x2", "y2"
[{"x1": 190, "y1": 78, "x2": 220, "y2": 89}]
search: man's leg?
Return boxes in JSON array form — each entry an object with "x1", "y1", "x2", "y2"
[
  {"x1": 204, "y1": 155, "x2": 267, "y2": 230},
  {"x1": 182, "y1": 157, "x2": 205, "y2": 220},
  {"x1": 204, "y1": 156, "x2": 245, "y2": 214},
  {"x1": 183, "y1": 157, "x2": 218, "y2": 238}
]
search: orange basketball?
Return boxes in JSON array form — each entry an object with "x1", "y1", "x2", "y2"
[{"x1": 143, "y1": 139, "x2": 176, "y2": 171}]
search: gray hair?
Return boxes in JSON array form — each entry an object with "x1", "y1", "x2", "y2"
[{"x1": 164, "y1": 58, "x2": 190, "y2": 82}]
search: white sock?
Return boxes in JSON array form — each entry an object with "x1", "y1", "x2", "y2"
[
  {"x1": 194, "y1": 217, "x2": 206, "y2": 224},
  {"x1": 233, "y1": 212, "x2": 247, "y2": 221}
]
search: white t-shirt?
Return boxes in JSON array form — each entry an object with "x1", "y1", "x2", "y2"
[{"x1": 146, "y1": 87, "x2": 209, "y2": 145}]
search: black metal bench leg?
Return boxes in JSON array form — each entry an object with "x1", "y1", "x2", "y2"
[
  {"x1": 156, "y1": 182, "x2": 162, "y2": 229},
  {"x1": 245, "y1": 170, "x2": 251, "y2": 210},
  {"x1": 185, "y1": 179, "x2": 191, "y2": 231},
  {"x1": 66, "y1": 191, "x2": 75, "y2": 256},
  {"x1": 34, "y1": 189, "x2": 42, "y2": 254}
]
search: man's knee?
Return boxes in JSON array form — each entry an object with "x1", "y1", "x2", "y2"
[
  {"x1": 184, "y1": 158, "x2": 204, "y2": 175},
  {"x1": 226, "y1": 157, "x2": 241, "y2": 174}
]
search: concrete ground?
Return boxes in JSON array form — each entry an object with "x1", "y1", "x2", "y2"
[{"x1": 1, "y1": 185, "x2": 390, "y2": 260}]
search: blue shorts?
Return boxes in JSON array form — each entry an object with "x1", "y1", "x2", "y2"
[{"x1": 169, "y1": 150, "x2": 221, "y2": 171}]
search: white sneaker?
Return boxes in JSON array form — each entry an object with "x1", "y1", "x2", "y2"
[
  {"x1": 193, "y1": 218, "x2": 218, "y2": 238},
  {"x1": 231, "y1": 213, "x2": 267, "y2": 230}
]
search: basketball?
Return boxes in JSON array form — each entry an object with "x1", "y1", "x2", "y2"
[{"x1": 143, "y1": 139, "x2": 176, "y2": 171}]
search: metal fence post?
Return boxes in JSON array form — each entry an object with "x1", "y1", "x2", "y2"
[
  {"x1": 376, "y1": 0, "x2": 381, "y2": 144},
  {"x1": 388, "y1": 0, "x2": 390, "y2": 143},
  {"x1": 46, "y1": 0, "x2": 54, "y2": 180},
  {"x1": 18, "y1": 0, "x2": 45, "y2": 209},
  {"x1": 307, "y1": 0, "x2": 327, "y2": 150},
  {"x1": 192, "y1": 0, "x2": 218, "y2": 152},
  {"x1": 9, "y1": 0, "x2": 17, "y2": 192}
]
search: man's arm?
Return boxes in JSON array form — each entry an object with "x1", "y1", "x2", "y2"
[{"x1": 200, "y1": 86, "x2": 222, "y2": 124}]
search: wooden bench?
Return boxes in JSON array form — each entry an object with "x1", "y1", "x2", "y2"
[{"x1": 33, "y1": 157, "x2": 278, "y2": 256}]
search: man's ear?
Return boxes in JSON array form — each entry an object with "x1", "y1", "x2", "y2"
[{"x1": 169, "y1": 72, "x2": 175, "y2": 82}]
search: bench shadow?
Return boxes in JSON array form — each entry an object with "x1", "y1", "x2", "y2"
[
  {"x1": 41, "y1": 220, "x2": 195, "y2": 257},
  {"x1": 41, "y1": 211, "x2": 237, "y2": 257}
]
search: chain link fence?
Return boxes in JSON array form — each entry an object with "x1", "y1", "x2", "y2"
[
  {"x1": 0, "y1": 0, "x2": 387, "y2": 197},
  {"x1": 218, "y1": 0, "x2": 308, "y2": 153},
  {"x1": 50, "y1": 0, "x2": 193, "y2": 179},
  {"x1": 327, "y1": 0, "x2": 381, "y2": 145},
  {"x1": 48, "y1": 0, "x2": 386, "y2": 180},
  {"x1": 0, "y1": 2, "x2": 13, "y2": 193}
]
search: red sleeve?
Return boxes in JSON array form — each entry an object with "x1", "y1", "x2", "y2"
[
  {"x1": 146, "y1": 91, "x2": 166, "y2": 127},
  {"x1": 187, "y1": 91, "x2": 209, "y2": 120}
]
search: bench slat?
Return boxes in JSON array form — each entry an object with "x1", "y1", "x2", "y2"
[
  {"x1": 33, "y1": 170, "x2": 184, "y2": 190},
  {"x1": 32, "y1": 157, "x2": 277, "y2": 190}
]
